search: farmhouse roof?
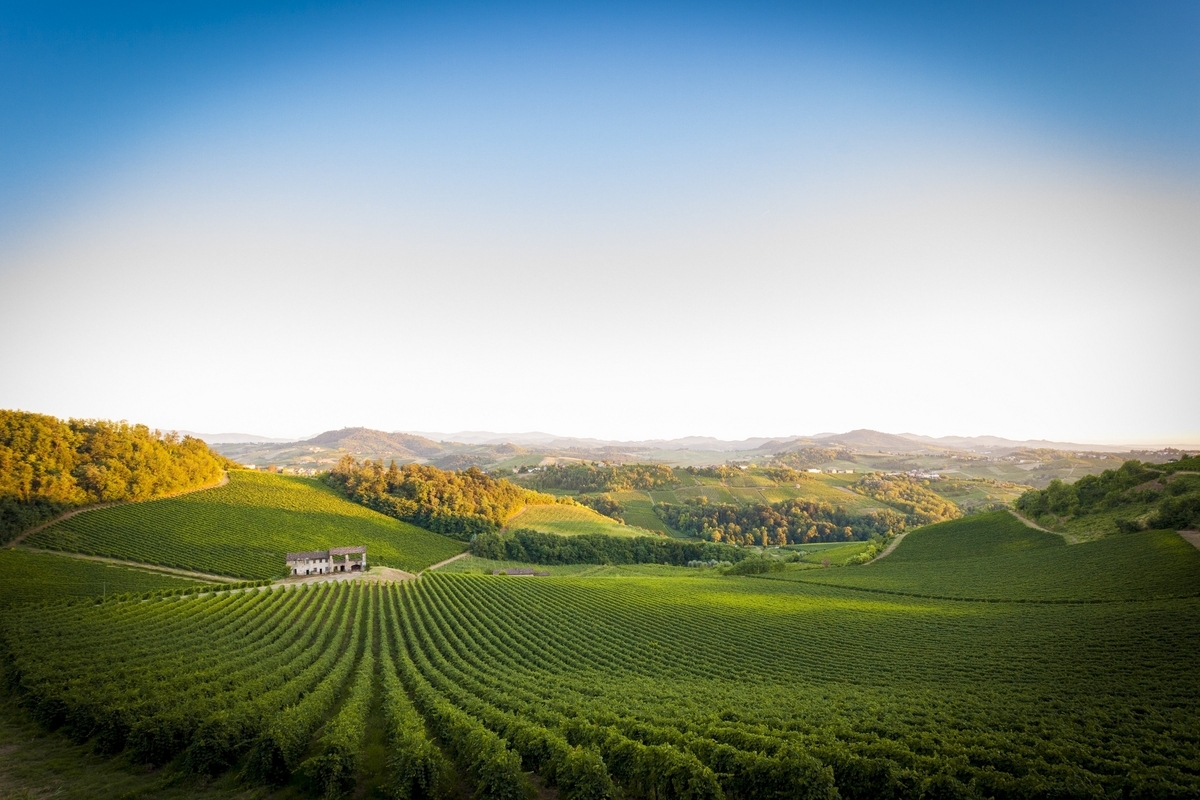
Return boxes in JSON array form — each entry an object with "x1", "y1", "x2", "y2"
[
  {"x1": 330, "y1": 546, "x2": 367, "y2": 555},
  {"x1": 286, "y1": 550, "x2": 328, "y2": 560}
]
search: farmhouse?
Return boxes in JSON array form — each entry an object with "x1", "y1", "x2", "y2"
[{"x1": 286, "y1": 545, "x2": 367, "y2": 576}]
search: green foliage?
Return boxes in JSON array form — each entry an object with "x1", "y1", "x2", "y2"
[
  {"x1": 525, "y1": 463, "x2": 679, "y2": 493},
  {"x1": 788, "y1": 511, "x2": 1200, "y2": 601},
  {"x1": 25, "y1": 471, "x2": 464, "y2": 578},
  {"x1": 576, "y1": 495, "x2": 625, "y2": 522},
  {"x1": 655, "y1": 496, "x2": 909, "y2": 546},
  {"x1": 767, "y1": 448, "x2": 855, "y2": 469},
  {"x1": 472, "y1": 528, "x2": 750, "y2": 566},
  {"x1": 0, "y1": 410, "x2": 229, "y2": 542},
  {"x1": 1158, "y1": 454, "x2": 1200, "y2": 474},
  {"x1": 301, "y1": 592, "x2": 376, "y2": 797},
  {"x1": 1015, "y1": 460, "x2": 1200, "y2": 535},
  {"x1": 850, "y1": 475, "x2": 962, "y2": 525},
  {"x1": 329, "y1": 456, "x2": 556, "y2": 540}
]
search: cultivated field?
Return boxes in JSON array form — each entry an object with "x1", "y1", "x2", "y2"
[
  {"x1": 785, "y1": 512, "x2": 1200, "y2": 601},
  {"x1": 5, "y1": 498, "x2": 1200, "y2": 798},
  {"x1": 23, "y1": 471, "x2": 465, "y2": 579},
  {"x1": 506, "y1": 503, "x2": 653, "y2": 538},
  {"x1": 0, "y1": 549, "x2": 203, "y2": 607}
]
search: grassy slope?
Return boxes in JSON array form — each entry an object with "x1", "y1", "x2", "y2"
[
  {"x1": 781, "y1": 511, "x2": 1200, "y2": 601},
  {"x1": 0, "y1": 549, "x2": 202, "y2": 608},
  {"x1": 24, "y1": 471, "x2": 465, "y2": 580},
  {"x1": 506, "y1": 503, "x2": 654, "y2": 538},
  {"x1": 432, "y1": 555, "x2": 710, "y2": 578}
]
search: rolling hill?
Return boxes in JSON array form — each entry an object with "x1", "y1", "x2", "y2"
[{"x1": 22, "y1": 470, "x2": 465, "y2": 579}]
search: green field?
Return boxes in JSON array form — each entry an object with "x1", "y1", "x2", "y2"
[
  {"x1": 5, "y1": 568, "x2": 1199, "y2": 798},
  {"x1": 506, "y1": 502, "x2": 656, "y2": 538},
  {"x1": 783, "y1": 511, "x2": 1200, "y2": 601},
  {"x1": 0, "y1": 549, "x2": 204, "y2": 607},
  {"x1": 433, "y1": 555, "x2": 713, "y2": 578},
  {"x1": 23, "y1": 471, "x2": 465, "y2": 579}
]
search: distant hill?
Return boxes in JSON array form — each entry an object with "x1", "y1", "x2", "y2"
[
  {"x1": 301, "y1": 427, "x2": 444, "y2": 458},
  {"x1": 180, "y1": 431, "x2": 297, "y2": 444},
  {"x1": 813, "y1": 429, "x2": 939, "y2": 451}
]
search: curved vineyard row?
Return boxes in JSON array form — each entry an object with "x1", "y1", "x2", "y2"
[
  {"x1": 4, "y1": 569, "x2": 1200, "y2": 798},
  {"x1": 24, "y1": 471, "x2": 466, "y2": 579}
]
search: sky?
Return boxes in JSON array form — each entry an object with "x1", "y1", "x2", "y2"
[{"x1": 1, "y1": 1, "x2": 1198, "y2": 444}]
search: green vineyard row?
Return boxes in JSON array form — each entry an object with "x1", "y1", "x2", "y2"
[{"x1": 4, "y1": 566, "x2": 1199, "y2": 799}]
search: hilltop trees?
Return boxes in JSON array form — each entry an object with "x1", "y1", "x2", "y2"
[
  {"x1": 0, "y1": 410, "x2": 229, "y2": 542},
  {"x1": 654, "y1": 497, "x2": 910, "y2": 545},
  {"x1": 525, "y1": 463, "x2": 679, "y2": 493},
  {"x1": 327, "y1": 456, "x2": 556, "y2": 539}
]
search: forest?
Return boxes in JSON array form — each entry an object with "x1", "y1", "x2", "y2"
[
  {"x1": 0, "y1": 410, "x2": 229, "y2": 542},
  {"x1": 470, "y1": 527, "x2": 749, "y2": 565},
  {"x1": 851, "y1": 474, "x2": 962, "y2": 525},
  {"x1": 522, "y1": 462, "x2": 679, "y2": 492},
  {"x1": 654, "y1": 497, "x2": 905, "y2": 544},
  {"x1": 327, "y1": 456, "x2": 557, "y2": 539}
]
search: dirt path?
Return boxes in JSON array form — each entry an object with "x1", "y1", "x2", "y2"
[
  {"x1": 12, "y1": 546, "x2": 241, "y2": 583},
  {"x1": 6, "y1": 471, "x2": 230, "y2": 548},
  {"x1": 864, "y1": 531, "x2": 908, "y2": 564},
  {"x1": 424, "y1": 551, "x2": 471, "y2": 572},
  {"x1": 1179, "y1": 531, "x2": 1200, "y2": 552},
  {"x1": 1008, "y1": 509, "x2": 1078, "y2": 544}
]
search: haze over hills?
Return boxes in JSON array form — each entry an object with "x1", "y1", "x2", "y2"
[{"x1": 197, "y1": 426, "x2": 1196, "y2": 455}]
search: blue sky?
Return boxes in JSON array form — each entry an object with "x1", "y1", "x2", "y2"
[{"x1": 1, "y1": 1, "x2": 1197, "y2": 442}]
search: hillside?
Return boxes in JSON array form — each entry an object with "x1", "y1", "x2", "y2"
[
  {"x1": 785, "y1": 511, "x2": 1200, "y2": 601},
  {"x1": 5, "y1": 552, "x2": 1199, "y2": 798},
  {"x1": 1, "y1": 410, "x2": 229, "y2": 542},
  {"x1": 505, "y1": 503, "x2": 650, "y2": 538},
  {"x1": 23, "y1": 470, "x2": 464, "y2": 579},
  {"x1": 0, "y1": 549, "x2": 205, "y2": 607},
  {"x1": 1014, "y1": 458, "x2": 1200, "y2": 539}
]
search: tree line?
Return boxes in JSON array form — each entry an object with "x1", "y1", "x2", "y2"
[
  {"x1": 0, "y1": 410, "x2": 230, "y2": 542},
  {"x1": 326, "y1": 456, "x2": 557, "y2": 540},
  {"x1": 1015, "y1": 459, "x2": 1200, "y2": 532},
  {"x1": 654, "y1": 497, "x2": 912, "y2": 545},
  {"x1": 470, "y1": 528, "x2": 750, "y2": 566}
]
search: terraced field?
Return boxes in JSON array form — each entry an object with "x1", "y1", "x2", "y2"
[
  {"x1": 6, "y1": 521, "x2": 1200, "y2": 799},
  {"x1": 23, "y1": 471, "x2": 465, "y2": 579},
  {"x1": 507, "y1": 502, "x2": 654, "y2": 538},
  {"x1": 785, "y1": 511, "x2": 1200, "y2": 601},
  {"x1": 0, "y1": 549, "x2": 203, "y2": 607}
]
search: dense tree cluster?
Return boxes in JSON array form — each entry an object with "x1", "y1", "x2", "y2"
[
  {"x1": 524, "y1": 463, "x2": 679, "y2": 493},
  {"x1": 0, "y1": 410, "x2": 229, "y2": 542},
  {"x1": 471, "y1": 528, "x2": 749, "y2": 565},
  {"x1": 770, "y1": 448, "x2": 855, "y2": 469},
  {"x1": 851, "y1": 475, "x2": 962, "y2": 525},
  {"x1": 327, "y1": 456, "x2": 556, "y2": 540},
  {"x1": 1016, "y1": 459, "x2": 1200, "y2": 531},
  {"x1": 654, "y1": 497, "x2": 909, "y2": 545},
  {"x1": 575, "y1": 494, "x2": 625, "y2": 521}
]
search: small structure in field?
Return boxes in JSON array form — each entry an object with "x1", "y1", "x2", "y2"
[{"x1": 286, "y1": 546, "x2": 366, "y2": 576}]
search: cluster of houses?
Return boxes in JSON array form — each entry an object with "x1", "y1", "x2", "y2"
[
  {"x1": 805, "y1": 468, "x2": 855, "y2": 474},
  {"x1": 286, "y1": 546, "x2": 366, "y2": 576}
]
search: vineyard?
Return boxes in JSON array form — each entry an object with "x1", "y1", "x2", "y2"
[
  {"x1": 23, "y1": 471, "x2": 465, "y2": 579},
  {"x1": 5, "y1": 552, "x2": 1200, "y2": 798},
  {"x1": 787, "y1": 511, "x2": 1200, "y2": 601},
  {"x1": 0, "y1": 549, "x2": 203, "y2": 607}
]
